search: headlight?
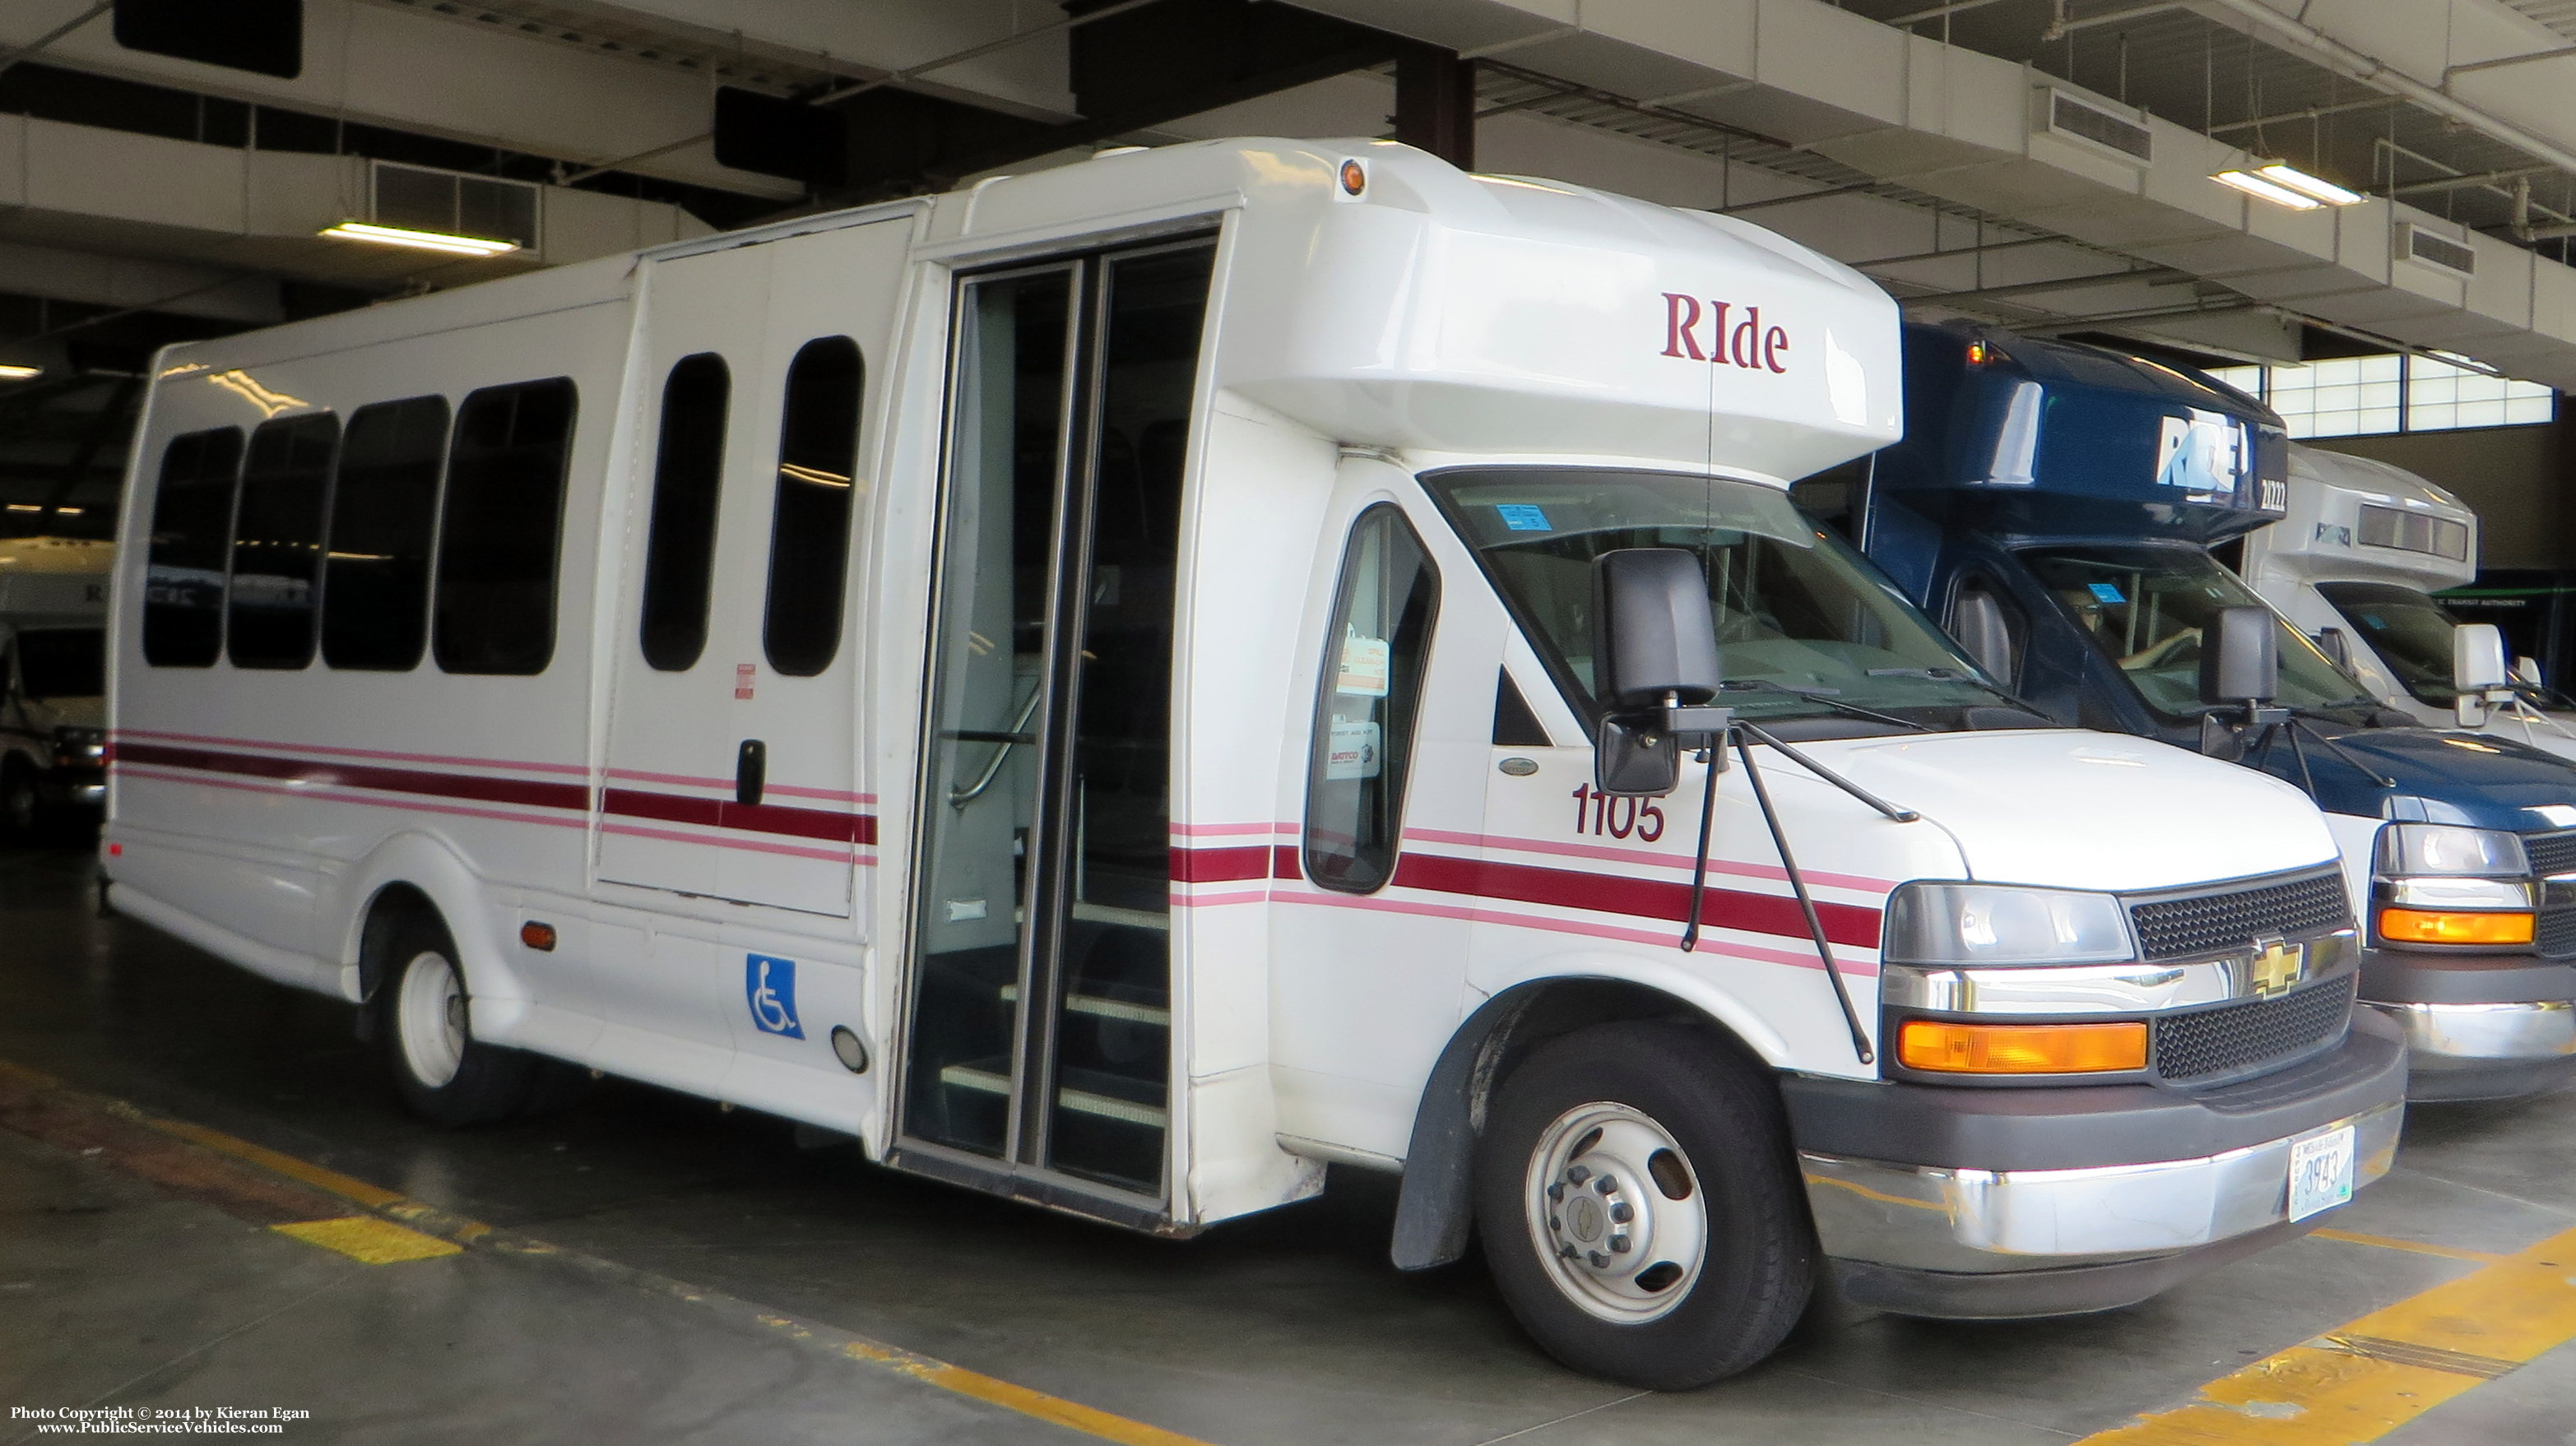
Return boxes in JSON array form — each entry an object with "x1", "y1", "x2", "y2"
[
  {"x1": 1882, "y1": 883, "x2": 2136, "y2": 966},
  {"x1": 2374, "y1": 823, "x2": 2527, "y2": 878}
]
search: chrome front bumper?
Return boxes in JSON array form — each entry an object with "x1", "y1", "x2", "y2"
[
  {"x1": 2371, "y1": 999, "x2": 2576, "y2": 1101},
  {"x1": 1801, "y1": 1099, "x2": 2402, "y2": 1277}
]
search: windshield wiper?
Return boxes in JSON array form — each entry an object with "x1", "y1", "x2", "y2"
[
  {"x1": 1720, "y1": 679, "x2": 1930, "y2": 732},
  {"x1": 1866, "y1": 665, "x2": 2031, "y2": 710}
]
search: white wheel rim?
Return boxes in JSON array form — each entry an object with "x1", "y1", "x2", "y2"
[
  {"x1": 396, "y1": 950, "x2": 466, "y2": 1090},
  {"x1": 1524, "y1": 1102, "x2": 1710, "y2": 1324}
]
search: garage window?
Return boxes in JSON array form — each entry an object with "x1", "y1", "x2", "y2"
[
  {"x1": 434, "y1": 378, "x2": 577, "y2": 675},
  {"x1": 761, "y1": 336, "x2": 862, "y2": 677},
  {"x1": 638, "y1": 354, "x2": 729, "y2": 671},
  {"x1": 323, "y1": 396, "x2": 448, "y2": 671},
  {"x1": 142, "y1": 427, "x2": 244, "y2": 668},
  {"x1": 227, "y1": 411, "x2": 339, "y2": 670}
]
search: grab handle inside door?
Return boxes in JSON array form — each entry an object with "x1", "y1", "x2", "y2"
[{"x1": 736, "y1": 739, "x2": 766, "y2": 806}]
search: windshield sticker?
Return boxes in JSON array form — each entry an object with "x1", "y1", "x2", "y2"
[
  {"x1": 2362, "y1": 614, "x2": 2385, "y2": 628},
  {"x1": 1325, "y1": 718, "x2": 1382, "y2": 780},
  {"x1": 1335, "y1": 632, "x2": 1391, "y2": 698},
  {"x1": 2087, "y1": 582, "x2": 2126, "y2": 605},
  {"x1": 1495, "y1": 503, "x2": 1553, "y2": 531}
]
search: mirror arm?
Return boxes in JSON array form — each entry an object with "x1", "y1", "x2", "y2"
[{"x1": 1731, "y1": 729, "x2": 1877, "y2": 1067}]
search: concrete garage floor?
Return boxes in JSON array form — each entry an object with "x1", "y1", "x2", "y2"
[{"x1": 2, "y1": 841, "x2": 2574, "y2": 1445}]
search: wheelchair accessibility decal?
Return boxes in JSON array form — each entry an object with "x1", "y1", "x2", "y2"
[{"x1": 746, "y1": 953, "x2": 804, "y2": 1039}]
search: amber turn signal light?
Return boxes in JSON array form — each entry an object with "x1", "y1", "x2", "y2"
[
  {"x1": 519, "y1": 921, "x2": 558, "y2": 952},
  {"x1": 1896, "y1": 1019, "x2": 2148, "y2": 1074},
  {"x1": 2379, "y1": 907, "x2": 2533, "y2": 946}
]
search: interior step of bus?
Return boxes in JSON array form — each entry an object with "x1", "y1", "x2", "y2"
[{"x1": 935, "y1": 1059, "x2": 1171, "y2": 1129}]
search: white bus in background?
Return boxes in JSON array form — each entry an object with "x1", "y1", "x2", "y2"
[
  {"x1": 0, "y1": 535, "x2": 113, "y2": 832},
  {"x1": 108, "y1": 138, "x2": 2402, "y2": 1388},
  {"x1": 2242, "y1": 444, "x2": 2576, "y2": 756}
]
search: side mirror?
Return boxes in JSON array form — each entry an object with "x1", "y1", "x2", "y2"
[
  {"x1": 2314, "y1": 627, "x2": 2352, "y2": 671},
  {"x1": 1590, "y1": 549, "x2": 1721, "y2": 797},
  {"x1": 2454, "y1": 623, "x2": 2509, "y2": 692},
  {"x1": 2513, "y1": 656, "x2": 2546, "y2": 688},
  {"x1": 2198, "y1": 605, "x2": 2279, "y2": 709}
]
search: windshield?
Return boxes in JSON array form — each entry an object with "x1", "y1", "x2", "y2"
[
  {"x1": 1422, "y1": 468, "x2": 2004, "y2": 728},
  {"x1": 2317, "y1": 581, "x2": 2460, "y2": 706},
  {"x1": 16, "y1": 627, "x2": 102, "y2": 701},
  {"x1": 2020, "y1": 545, "x2": 2374, "y2": 720}
]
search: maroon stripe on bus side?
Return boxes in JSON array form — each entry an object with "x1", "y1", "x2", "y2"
[
  {"x1": 115, "y1": 741, "x2": 591, "y2": 814},
  {"x1": 1169, "y1": 846, "x2": 1272, "y2": 883},
  {"x1": 599, "y1": 788, "x2": 873, "y2": 846},
  {"x1": 1390, "y1": 852, "x2": 1882, "y2": 950}
]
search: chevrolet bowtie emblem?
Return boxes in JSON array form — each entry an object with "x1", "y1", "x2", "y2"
[{"x1": 2250, "y1": 939, "x2": 2304, "y2": 998}]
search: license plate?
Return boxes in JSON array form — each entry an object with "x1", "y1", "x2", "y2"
[{"x1": 2288, "y1": 1125, "x2": 2357, "y2": 1221}]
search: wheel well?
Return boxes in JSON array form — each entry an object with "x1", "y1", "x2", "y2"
[
  {"x1": 356, "y1": 883, "x2": 443, "y2": 1004},
  {"x1": 1388, "y1": 976, "x2": 1772, "y2": 1272},
  {"x1": 1464, "y1": 979, "x2": 1765, "y2": 1135}
]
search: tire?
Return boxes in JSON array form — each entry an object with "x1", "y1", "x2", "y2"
[
  {"x1": 376, "y1": 913, "x2": 537, "y2": 1127},
  {"x1": 0, "y1": 761, "x2": 42, "y2": 840},
  {"x1": 1474, "y1": 1021, "x2": 1816, "y2": 1390}
]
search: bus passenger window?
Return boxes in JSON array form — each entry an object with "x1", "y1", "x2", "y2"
[
  {"x1": 761, "y1": 336, "x2": 861, "y2": 678},
  {"x1": 1305, "y1": 505, "x2": 1438, "y2": 893},
  {"x1": 638, "y1": 354, "x2": 729, "y2": 671},
  {"x1": 323, "y1": 397, "x2": 448, "y2": 670},
  {"x1": 434, "y1": 378, "x2": 577, "y2": 675},
  {"x1": 141, "y1": 428, "x2": 245, "y2": 668},
  {"x1": 227, "y1": 412, "x2": 339, "y2": 670}
]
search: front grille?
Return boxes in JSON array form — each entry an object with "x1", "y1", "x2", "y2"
[
  {"x1": 2524, "y1": 829, "x2": 2576, "y2": 878},
  {"x1": 2151, "y1": 974, "x2": 2357, "y2": 1085},
  {"x1": 2540, "y1": 908, "x2": 2576, "y2": 960},
  {"x1": 2128, "y1": 870, "x2": 2352, "y2": 962}
]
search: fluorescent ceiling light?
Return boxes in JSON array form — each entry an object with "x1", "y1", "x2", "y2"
[
  {"x1": 318, "y1": 221, "x2": 521, "y2": 257},
  {"x1": 2256, "y1": 163, "x2": 2365, "y2": 206},
  {"x1": 0, "y1": 364, "x2": 40, "y2": 381},
  {"x1": 2212, "y1": 169, "x2": 2323, "y2": 210}
]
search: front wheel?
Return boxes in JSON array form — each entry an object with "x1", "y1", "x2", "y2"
[
  {"x1": 1474, "y1": 1021, "x2": 1815, "y2": 1389},
  {"x1": 378, "y1": 915, "x2": 536, "y2": 1126}
]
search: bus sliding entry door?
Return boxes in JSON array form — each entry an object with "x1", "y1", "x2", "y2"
[{"x1": 893, "y1": 239, "x2": 1214, "y2": 1211}]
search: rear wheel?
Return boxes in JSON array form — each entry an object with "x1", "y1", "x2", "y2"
[
  {"x1": 0, "y1": 760, "x2": 44, "y2": 839},
  {"x1": 1474, "y1": 1021, "x2": 1815, "y2": 1390},
  {"x1": 377, "y1": 915, "x2": 536, "y2": 1126}
]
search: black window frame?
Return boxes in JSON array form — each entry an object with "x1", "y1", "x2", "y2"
[
  {"x1": 1302, "y1": 503, "x2": 1440, "y2": 895},
  {"x1": 141, "y1": 426, "x2": 246, "y2": 669},
  {"x1": 432, "y1": 377, "x2": 578, "y2": 676},
  {"x1": 638, "y1": 352, "x2": 731, "y2": 672},
  {"x1": 760, "y1": 335, "x2": 865, "y2": 678},
  {"x1": 225, "y1": 410, "x2": 341, "y2": 670}
]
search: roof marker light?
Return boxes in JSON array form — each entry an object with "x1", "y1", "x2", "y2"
[{"x1": 319, "y1": 220, "x2": 522, "y2": 257}]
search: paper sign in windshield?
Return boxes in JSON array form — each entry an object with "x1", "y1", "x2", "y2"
[
  {"x1": 1336, "y1": 633, "x2": 1391, "y2": 697},
  {"x1": 2154, "y1": 410, "x2": 2247, "y2": 497},
  {"x1": 1496, "y1": 503, "x2": 1553, "y2": 531},
  {"x1": 2087, "y1": 582, "x2": 2125, "y2": 605}
]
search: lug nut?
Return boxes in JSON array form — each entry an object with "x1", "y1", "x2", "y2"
[
  {"x1": 1609, "y1": 1234, "x2": 1631, "y2": 1254},
  {"x1": 1588, "y1": 1250, "x2": 1608, "y2": 1268},
  {"x1": 1547, "y1": 1182, "x2": 1565, "y2": 1203},
  {"x1": 1594, "y1": 1175, "x2": 1618, "y2": 1194},
  {"x1": 1609, "y1": 1202, "x2": 1634, "y2": 1224},
  {"x1": 1567, "y1": 1166, "x2": 1591, "y2": 1184},
  {"x1": 1548, "y1": 1215, "x2": 1562, "y2": 1231}
]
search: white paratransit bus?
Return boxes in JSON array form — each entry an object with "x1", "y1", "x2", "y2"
[
  {"x1": 107, "y1": 138, "x2": 2407, "y2": 1388},
  {"x1": 2243, "y1": 443, "x2": 2576, "y2": 755},
  {"x1": 0, "y1": 535, "x2": 113, "y2": 830}
]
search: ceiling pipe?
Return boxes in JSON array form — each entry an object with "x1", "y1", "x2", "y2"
[{"x1": 2195, "y1": 0, "x2": 2576, "y2": 181}]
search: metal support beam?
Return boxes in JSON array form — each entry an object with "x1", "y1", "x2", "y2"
[
  {"x1": 2445, "y1": 45, "x2": 2576, "y2": 81},
  {"x1": 1395, "y1": 44, "x2": 1475, "y2": 169}
]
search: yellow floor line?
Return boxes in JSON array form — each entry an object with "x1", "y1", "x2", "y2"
[
  {"x1": 2309, "y1": 1227, "x2": 2509, "y2": 1264},
  {"x1": 4, "y1": 1056, "x2": 1219, "y2": 1446},
  {"x1": 2076, "y1": 1223, "x2": 2576, "y2": 1444},
  {"x1": 274, "y1": 1215, "x2": 464, "y2": 1264}
]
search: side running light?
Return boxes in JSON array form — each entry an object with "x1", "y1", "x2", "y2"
[{"x1": 1896, "y1": 1019, "x2": 2148, "y2": 1074}]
